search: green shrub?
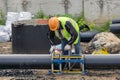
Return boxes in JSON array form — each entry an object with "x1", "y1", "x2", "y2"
[
  {"x1": 34, "y1": 10, "x2": 49, "y2": 19},
  {"x1": 89, "y1": 21, "x2": 111, "y2": 32},
  {"x1": 56, "y1": 14, "x2": 73, "y2": 19},
  {"x1": 0, "y1": 9, "x2": 5, "y2": 25},
  {"x1": 74, "y1": 11, "x2": 85, "y2": 27},
  {"x1": 88, "y1": 22, "x2": 96, "y2": 31}
]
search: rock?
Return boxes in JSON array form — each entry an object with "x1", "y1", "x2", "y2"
[{"x1": 87, "y1": 32, "x2": 120, "y2": 54}]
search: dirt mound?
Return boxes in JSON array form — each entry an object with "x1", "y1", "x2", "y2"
[{"x1": 88, "y1": 32, "x2": 120, "y2": 54}]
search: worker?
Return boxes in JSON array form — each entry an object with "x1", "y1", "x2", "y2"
[{"x1": 47, "y1": 17, "x2": 81, "y2": 55}]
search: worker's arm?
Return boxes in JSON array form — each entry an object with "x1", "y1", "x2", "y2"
[
  {"x1": 47, "y1": 30, "x2": 56, "y2": 45},
  {"x1": 65, "y1": 21, "x2": 78, "y2": 45}
]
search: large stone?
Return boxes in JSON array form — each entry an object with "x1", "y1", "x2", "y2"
[{"x1": 87, "y1": 32, "x2": 120, "y2": 54}]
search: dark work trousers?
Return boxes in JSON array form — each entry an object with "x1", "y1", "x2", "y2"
[{"x1": 61, "y1": 35, "x2": 82, "y2": 55}]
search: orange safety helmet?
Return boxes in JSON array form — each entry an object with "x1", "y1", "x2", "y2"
[{"x1": 48, "y1": 17, "x2": 59, "y2": 31}]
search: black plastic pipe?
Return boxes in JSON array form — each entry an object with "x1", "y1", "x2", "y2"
[
  {"x1": 80, "y1": 30, "x2": 99, "y2": 42},
  {"x1": 110, "y1": 24, "x2": 120, "y2": 34},
  {"x1": 112, "y1": 18, "x2": 120, "y2": 24},
  {"x1": 0, "y1": 54, "x2": 51, "y2": 69},
  {"x1": 84, "y1": 54, "x2": 120, "y2": 68},
  {"x1": 0, "y1": 54, "x2": 120, "y2": 69}
]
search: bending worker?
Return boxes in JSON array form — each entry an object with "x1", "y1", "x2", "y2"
[{"x1": 47, "y1": 17, "x2": 81, "y2": 55}]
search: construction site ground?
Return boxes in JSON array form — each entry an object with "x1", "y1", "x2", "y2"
[{"x1": 0, "y1": 42, "x2": 120, "y2": 80}]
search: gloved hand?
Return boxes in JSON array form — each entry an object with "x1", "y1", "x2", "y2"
[
  {"x1": 49, "y1": 45, "x2": 56, "y2": 53},
  {"x1": 64, "y1": 44, "x2": 71, "y2": 50}
]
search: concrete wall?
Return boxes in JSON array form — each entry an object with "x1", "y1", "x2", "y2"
[
  {"x1": 0, "y1": 0, "x2": 120, "y2": 22},
  {"x1": 0, "y1": 0, "x2": 7, "y2": 14},
  {"x1": 6, "y1": 0, "x2": 64, "y2": 15},
  {"x1": 84, "y1": 0, "x2": 120, "y2": 23},
  {"x1": 0, "y1": 0, "x2": 82, "y2": 15}
]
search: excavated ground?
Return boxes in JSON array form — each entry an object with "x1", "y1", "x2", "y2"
[{"x1": 0, "y1": 42, "x2": 120, "y2": 80}]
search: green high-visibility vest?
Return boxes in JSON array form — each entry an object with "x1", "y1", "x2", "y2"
[{"x1": 55, "y1": 17, "x2": 79, "y2": 44}]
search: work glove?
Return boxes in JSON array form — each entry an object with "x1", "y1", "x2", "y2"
[
  {"x1": 49, "y1": 45, "x2": 56, "y2": 53},
  {"x1": 64, "y1": 44, "x2": 71, "y2": 50}
]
